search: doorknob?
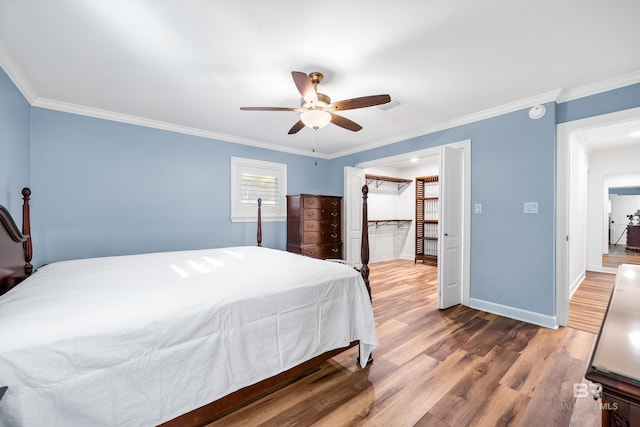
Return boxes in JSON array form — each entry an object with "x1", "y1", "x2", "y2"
[{"x1": 444, "y1": 233, "x2": 449, "y2": 236}]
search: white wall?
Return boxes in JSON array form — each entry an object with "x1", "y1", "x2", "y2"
[
  {"x1": 586, "y1": 146, "x2": 640, "y2": 271},
  {"x1": 364, "y1": 163, "x2": 439, "y2": 262},
  {"x1": 568, "y1": 136, "x2": 588, "y2": 295}
]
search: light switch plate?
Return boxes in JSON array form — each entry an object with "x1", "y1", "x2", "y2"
[
  {"x1": 524, "y1": 202, "x2": 538, "y2": 214},
  {"x1": 474, "y1": 203, "x2": 482, "y2": 214}
]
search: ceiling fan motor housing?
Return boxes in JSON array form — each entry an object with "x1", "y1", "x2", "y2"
[{"x1": 302, "y1": 92, "x2": 331, "y2": 108}]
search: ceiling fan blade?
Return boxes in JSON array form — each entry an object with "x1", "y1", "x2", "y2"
[
  {"x1": 240, "y1": 107, "x2": 300, "y2": 111},
  {"x1": 330, "y1": 94, "x2": 391, "y2": 111},
  {"x1": 291, "y1": 71, "x2": 318, "y2": 104},
  {"x1": 288, "y1": 119, "x2": 305, "y2": 134},
  {"x1": 330, "y1": 113, "x2": 362, "y2": 132}
]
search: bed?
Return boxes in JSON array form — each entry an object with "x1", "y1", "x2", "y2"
[{"x1": 0, "y1": 187, "x2": 376, "y2": 426}]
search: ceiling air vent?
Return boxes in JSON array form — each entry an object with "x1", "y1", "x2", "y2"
[{"x1": 377, "y1": 98, "x2": 402, "y2": 111}]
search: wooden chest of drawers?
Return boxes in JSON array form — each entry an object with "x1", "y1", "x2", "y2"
[
  {"x1": 627, "y1": 225, "x2": 640, "y2": 251},
  {"x1": 286, "y1": 194, "x2": 342, "y2": 260}
]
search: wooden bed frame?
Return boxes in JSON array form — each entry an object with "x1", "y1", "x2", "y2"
[
  {"x1": 0, "y1": 185, "x2": 371, "y2": 426},
  {"x1": 0, "y1": 188, "x2": 32, "y2": 296}
]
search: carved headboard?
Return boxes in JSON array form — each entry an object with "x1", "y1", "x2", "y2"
[{"x1": 0, "y1": 188, "x2": 32, "y2": 295}]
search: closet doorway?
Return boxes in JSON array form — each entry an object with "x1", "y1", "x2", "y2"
[{"x1": 344, "y1": 139, "x2": 470, "y2": 309}]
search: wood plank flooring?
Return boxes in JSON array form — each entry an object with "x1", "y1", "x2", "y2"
[
  {"x1": 207, "y1": 259, "x2": 607, "y2": 427},
  {"x1": 568, "y1": 271, "x2": 614, "y2": 334},
  {"x1": 602, "y1": 248, "x2": 640, "y2": 269}
]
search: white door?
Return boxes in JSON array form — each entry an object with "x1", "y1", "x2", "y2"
[
  {"x1": 438, "y1": 145, "x2": 464, "y2": 309},
  {"x1": 343, "y1": 167, "x2": 366, "y2": 266}
]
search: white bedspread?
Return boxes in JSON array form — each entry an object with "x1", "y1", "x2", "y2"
[{"x1": 0, "y1": 247, "x2": 377, "y2": 426}]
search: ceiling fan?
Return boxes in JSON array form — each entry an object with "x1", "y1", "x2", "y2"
[{"x1": 240, "y1": 71, "x2": 391, "y2": 134}]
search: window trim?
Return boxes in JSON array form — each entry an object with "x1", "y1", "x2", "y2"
[{"x1": 230, "y1": 157, "x2": 287, "y2": 222}]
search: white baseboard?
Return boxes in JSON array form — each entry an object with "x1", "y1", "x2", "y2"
[
  {"x1": 569, "y1": 272, "x2": 586, "y2": 299},
  {"x1": 469, "y1": 298, "x2": 557, "y2": 329},
  {"x1": 588, "y1": 264, "x2": 618, "y2": 274}
]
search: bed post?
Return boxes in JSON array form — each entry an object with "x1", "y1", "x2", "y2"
[
  {"x1": 360, "y1": 184, "x2": 370, "y2": 298},
  {"x1": 256, "y1": 197, "x2": 262, "y2": 247},
  {"x1": 22, "y1": 188, "x2": 33, "y2": 276}
]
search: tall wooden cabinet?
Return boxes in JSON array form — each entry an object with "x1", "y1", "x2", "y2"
[
  {"x1": 415, "y1": 176, "x2": 439, "y2": 265},
  {"x1": 286, "y1": 194, "x2": 342, "y2": 260}
]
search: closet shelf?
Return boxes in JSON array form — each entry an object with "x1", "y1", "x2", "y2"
[
  {"x1": 368, "y1": 219, "x2": 412, "y2": 229},
  {"x1": 416, "y1": 175, "x2": 439, "y2": 266},
  {"x1": 365, "y1": 174, "x2": 412, "y2": 192}
]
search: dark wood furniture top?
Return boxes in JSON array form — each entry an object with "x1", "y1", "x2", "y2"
[
  {"x1": 585, "y1": 263, "x2": 640, "y2": 426},
  {"x1": 0, "y1": 185, "x2": 372, "y2": 426}
]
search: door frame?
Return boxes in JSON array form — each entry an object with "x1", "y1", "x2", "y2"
[
  {"x1": 556, "y1": 106, "x2": 640, "y2": 326},
  {"x1": 352, "y1": 139, "x2": 471, "y2": 306}
]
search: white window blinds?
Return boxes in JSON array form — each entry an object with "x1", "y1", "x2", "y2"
[
  {"x1": 240, "y1": 173, "x2": 279, "y2": 208},
  {"x1": 231, "y1": 157, "x2": 287, "y2": 222}
]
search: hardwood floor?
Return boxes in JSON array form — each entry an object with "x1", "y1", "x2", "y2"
[
  {"x1": 602, "y1": 246, "x2": 640, "y2": 269},
  {"x1": 208, "y1": 259, "x2": 606, "y2": 427},
  {"x1": 568, "y1": 272, "x2": 614, "y2": 334}
]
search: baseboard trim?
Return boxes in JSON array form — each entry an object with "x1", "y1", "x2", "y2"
[
  {"x1": 569, "y1": 271, "x2": 586, "y2": 299},
  {"x1": 588, "y1": 264, "x2": 618, "y2": 274},
  {"x1": 469, "y1": 298, "x2": 557, "y2": 329}
]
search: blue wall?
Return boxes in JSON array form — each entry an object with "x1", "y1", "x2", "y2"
[
  {"x1": 610, "y1": 187, "x2": 640, "y2": 195},
  {"x1": 328, "y1": 103, "x2": 558, "y2": 317},
  {"x1": 0, "y1": 67, "x2": 30, "y2": 217},
  {"x1": 29, "y1": 108, "x2": 331, "y2": 266},
  {"x1": 557, "y1": 83, "x2": 640, "y2": 123}
]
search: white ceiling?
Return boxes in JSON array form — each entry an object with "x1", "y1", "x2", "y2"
[
  {"x1": 574, "y1": 119, "x2": 640, "y2": 154},
  {"x1": 1, "y1": 0, "x2": 639, "y2": 158}
]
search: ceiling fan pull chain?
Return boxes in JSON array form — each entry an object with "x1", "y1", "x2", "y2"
[{"x1": 312, "y1": 133, "x2": 318, "y2": 166}]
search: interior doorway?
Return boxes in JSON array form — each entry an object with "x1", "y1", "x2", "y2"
[
  {"x1": 556, "y1": 107, "x2": 640, "y2": 326},
  {"x1": 344, "y1": 139, "x2": 471, "y2": 308},
  {"x1": 604, "y1": 188, "x2": 640, "y2": 269}
]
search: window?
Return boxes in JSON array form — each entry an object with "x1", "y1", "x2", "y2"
[{"x1": 230, "y1": 157, "x2": 287, "y2": 222}]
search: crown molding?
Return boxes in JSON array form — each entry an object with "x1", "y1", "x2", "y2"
[
  {"x1": 31, "y1": 97, "x2": 330, "y2": 159},
  {"x1": 556, "y1": 71, "x2": 640, "y2": 103},
  {"x1": 4, "y1": 43, "x2": 638, "y2": 161},
  {"x1": 327, "y1": 89, "x2": 562, "y2": 159}
]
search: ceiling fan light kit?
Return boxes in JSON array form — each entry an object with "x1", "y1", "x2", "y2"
[
  {"x1": 240, "y1": 71, "x2": 391, "y2": 134},
  {"x1": 301, "y1": 110, "x2": 331, "y2": 129}
]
